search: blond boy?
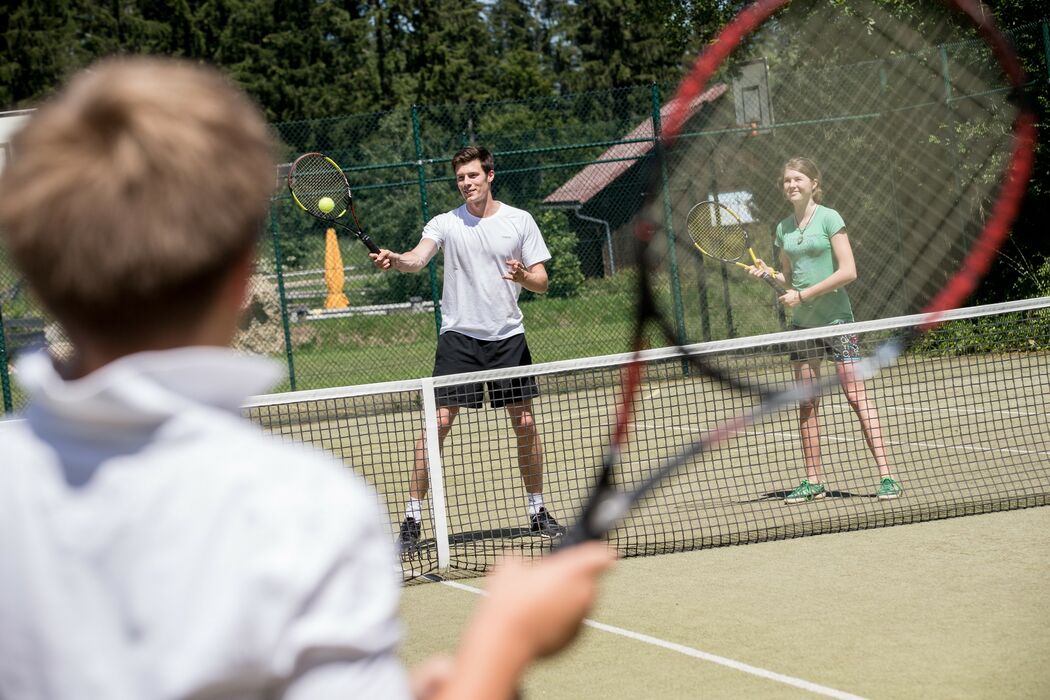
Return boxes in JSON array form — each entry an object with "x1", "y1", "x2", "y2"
[{"x1": 0, "y1": 57, "x2": 611, "y2": 699}]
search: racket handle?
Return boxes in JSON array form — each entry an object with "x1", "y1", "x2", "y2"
[
  {"x1": 554, "y1": 525, "x2": 592, "y2": 550},
  {"x1": 762, "y1": 275, "x2": 785, "y2": 295},
  {"x1": 746, "y1": 249, "x2": 780, "y2": 277},
  {"x1": 737, "y1": 260, "x2": 782, "y2": 278},
  {"x1": 738, "y1": 261, "x2": 784, "y2": 292},
  {"x1": 356, "y1": 230, "x2": 381, "y2": 255}
]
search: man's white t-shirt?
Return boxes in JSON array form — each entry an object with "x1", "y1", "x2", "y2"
[
  {"x1": 0, "y1": 349, "x2": 410, "y2": 700},
  {"x1": 422, "y1": 202, "x2": 551, "y2": 341}
]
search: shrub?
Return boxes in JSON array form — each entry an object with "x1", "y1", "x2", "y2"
[{"x1": 536, "y1": 209, "x2": 584, "y2": 299}]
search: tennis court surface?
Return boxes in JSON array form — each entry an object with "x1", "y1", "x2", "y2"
[
  {"x1": 245, "y1": 296, "x2": 1050, "y2": 581},
  {"x1": 399, "y1": 506, "x2": 1050, "y2": 698}
]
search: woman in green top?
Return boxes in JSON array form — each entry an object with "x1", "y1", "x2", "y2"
[{"x1": 750, "y1": 157, "x2": 902, "y2": 504}]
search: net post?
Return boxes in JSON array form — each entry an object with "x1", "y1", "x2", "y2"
[
  {"x1": 420, "y1": 377, "x2": 451, "y2": 570},
  {"x1": 1042, "y1": 22, "x2": 1050, "y2": 83}
]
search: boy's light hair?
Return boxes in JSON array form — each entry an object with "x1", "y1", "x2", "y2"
[{"x1": 0, "y1": 57, "x2": 276, "y2": 343}]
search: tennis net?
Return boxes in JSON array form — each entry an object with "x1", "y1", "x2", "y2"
[{"x1": 244, "y1": 297, "x2": 1050, "y2": 581}]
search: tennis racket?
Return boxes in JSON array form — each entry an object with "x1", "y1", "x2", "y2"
[
  {"x1": 286, "y1": 152, "x2": 380, "y2": 254},
  {"x1": 559, "y1": 0, "x2": 1035, "y2": 548},
  {"x1": 686, "y1": 199, "x2": 784, "y2": 293}
]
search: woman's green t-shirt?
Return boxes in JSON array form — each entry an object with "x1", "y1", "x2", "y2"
[{"x1": 774, "y1": 205, "x2": 854, "y2": 328}]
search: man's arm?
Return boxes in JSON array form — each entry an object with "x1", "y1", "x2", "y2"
[{"x1": 371, "y1": 238, "x2": 439, "y2": 273}]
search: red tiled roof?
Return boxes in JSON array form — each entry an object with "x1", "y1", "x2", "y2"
[{"x1": 544, "y1": 83, "x2": 728, "y2": 206}]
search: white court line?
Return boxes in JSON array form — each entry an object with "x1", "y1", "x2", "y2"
[{"x1": 439, "y1": 579, "x2": 866, "y2": 700}]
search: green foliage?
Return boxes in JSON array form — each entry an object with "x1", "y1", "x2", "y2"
[
  {"x1": 281, "y1": 272, "x2": 636, "y2": 389},
  {"x1": 536, "y1": 209, "x2": 584, "y2": 299},
  {"x1": 365, "y1": 262, "x2": 436, "y2": 305},
  {"x1": 912, "y1": 305, "x2": 1050, "y2": 356},
  {"x1": 560, "y1": 0, "x2": 687, "y2": 93},
  {"x1": 3, "y1": 0, "x2": 1049, "y2": 407},
  {"x1": 270, "y1": 199, "x2": 322, "y2": 270}
]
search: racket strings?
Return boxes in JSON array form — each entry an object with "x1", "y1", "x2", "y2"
[
  {"x1": 289, "y1": 154, "x2": 350, "y2": 219},
  {"x1": 560, "y1": 0, "x2": 1032, "y2": 546},
  {"x1": 687, "y1": 207, "x2": 748, "y2": 262}
]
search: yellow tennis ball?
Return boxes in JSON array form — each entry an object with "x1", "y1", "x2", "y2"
[{"x1": 318, "y1": 196, "x2": 335, "y2": 213}]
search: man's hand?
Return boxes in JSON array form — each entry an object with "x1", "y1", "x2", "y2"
[
  {"x1": 371, "y1": 249, "x2": 399, "y2": 271},
  {"x1": 503, "y1": 258, "x2": 527, "y2": 284}
]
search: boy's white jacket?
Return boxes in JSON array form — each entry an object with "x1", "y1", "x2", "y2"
[{"x1": 0, "y1": 348, "x2": 410, "y2": 700}]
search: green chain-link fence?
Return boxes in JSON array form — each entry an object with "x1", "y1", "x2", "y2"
[
  {"x1": 257, "y1": 83, "x2": 673, "y2": 392},
  {"x1": 2, "y1": 20, "x2": 1048, "y2": 410}
]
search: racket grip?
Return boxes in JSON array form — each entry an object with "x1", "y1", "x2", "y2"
[
  {"x1": 554, "y1": 524, "x2": 597, "y2": 550},
  {"x1": 763, "y1": 275, "x2": 785, "y2": 295},
  {"x1": 738, "y1": 260, "x2": 782, "y2": 278},
  {"x1": 356, "y1": 230, "x2": 381, "y2": 255}
]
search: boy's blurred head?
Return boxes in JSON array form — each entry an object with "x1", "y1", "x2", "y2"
[{"x1": 0, "y1": 57, "x2": 276, "y2": 351}]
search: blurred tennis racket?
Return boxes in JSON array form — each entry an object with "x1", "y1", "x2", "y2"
[
  {"x1": 686, "y1": 199, "x2": 784, "y2": 293},
  {"x1": 559, "y1": 0, "x2": 1035, "y2": 547},
  {"x1": 287, "y1": 152, "x2": 380, "y2": 254}
]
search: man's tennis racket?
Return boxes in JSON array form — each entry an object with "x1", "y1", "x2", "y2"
[
  {"x1": 686, "y1": 199, "x2": 784, "y2": 293},
  {"x1": 560, "y1": 0, "x2": 1035, "y2": 548},
  {"x1": 286, "y1": 152, "x2": 380, "y2": 254}
]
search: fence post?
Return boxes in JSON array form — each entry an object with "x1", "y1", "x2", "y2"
[
  {"x1": 939, "y1": 46, "x2": 964, "y2": 204},
  {"x1": 1043, "y1": 22, "x2": 1050, "y2": 83},
  {"x1": 412, "y1": 105, "x2": 442, "y2": 337},
  {"x1": 0, "y1": 302, "x2": 12, "y2": 414},
  {"x1": 269, "y1": 206, "x2": 297, "y2": 391},
  {"x1": 651, "y1": 83, "x2": 687, "y2": 346}
]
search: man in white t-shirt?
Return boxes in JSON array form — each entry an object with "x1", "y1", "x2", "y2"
[
  {"x1": 0, "y1": 58, "x2": 613, "y2": 700},
  {"x1": 371, "y1": 146, "x2": 564, "y2": 553}
]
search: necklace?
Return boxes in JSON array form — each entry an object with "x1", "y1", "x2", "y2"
[{"x1": 794, "y1": 205, "x2": 817, "y2": 245}]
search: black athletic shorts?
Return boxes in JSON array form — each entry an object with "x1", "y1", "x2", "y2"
[{"x1": 433, "y1": 331, "x2": 540, "y2": 408}]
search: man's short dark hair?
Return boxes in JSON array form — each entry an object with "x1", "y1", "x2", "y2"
[{"x1": 451, "y1": 146, "x2": 494, "y2": 174}]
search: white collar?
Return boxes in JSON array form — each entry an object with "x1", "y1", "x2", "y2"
[{"x1": 16, "y1": 347, "x2": 283, "y2": 430}]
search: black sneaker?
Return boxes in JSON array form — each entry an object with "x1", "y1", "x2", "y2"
[
  {"x1": 398, "y1": 516, "x2": 421, "y2": 555},
  {"x1": 529, "y1": 507, "x2": 566, "y2": 538}
]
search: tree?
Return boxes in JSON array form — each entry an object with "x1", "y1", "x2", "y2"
[
  {"x1": 393, "y1": 0, "x2": 493, "y2": 106},
  {"x1": 558, "y1": 0, "x2": 689, "y2": 94},
  {"x1": 0, "y1": 0, "x2": 84, "y2": 108},
  {"x1": 488, "y1": 0, "x2": 553, "y2": 98}
]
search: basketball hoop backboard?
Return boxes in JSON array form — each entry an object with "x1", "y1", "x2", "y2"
[{"x1": 733, "y1": 60, "x2": 773, "y2": 135}]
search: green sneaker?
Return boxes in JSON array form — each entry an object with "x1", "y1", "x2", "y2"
[
  {"x1": 784, "y1": 480, "x2": 826, "y2": 504},
  {"x1": 877, "y1": 477, "x2": 903, "y2": 500}
]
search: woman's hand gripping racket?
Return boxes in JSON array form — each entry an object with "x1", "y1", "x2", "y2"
[
  {"x1": 686, "y1": 200, "x2": 784, "y2": 293},
  {"x1": 558, "y1": 0, "x2": 1035, "y2": 549},
  {"x1": 287, "y1": 152, "x2": 380, "y2": 254}
]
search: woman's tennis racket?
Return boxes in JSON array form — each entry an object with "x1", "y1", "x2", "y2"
[
  {"x1": 286, "y1": 152, "x2": 380, "y2": 254},
  {"x1": 559, "y1": 0, "x2": 1035, "y2": 548},
  {"x1": 686, "y1": 199, "x2": 784, "y2": 293}
]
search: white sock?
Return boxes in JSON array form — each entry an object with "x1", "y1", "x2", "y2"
[
  {"x1": 405, "y1": 499, "x2": 423, "y2": 522},
  {"x1": 527, "y1": 492, "x2": 544, "y2": 516}
]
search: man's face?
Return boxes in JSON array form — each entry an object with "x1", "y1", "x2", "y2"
[{"x1": 455, "y1": 159, "x2": 494, "y2": 206}]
